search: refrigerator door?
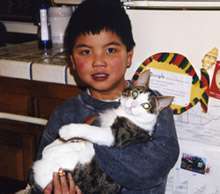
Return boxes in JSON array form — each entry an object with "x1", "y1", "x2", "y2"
[
  {"x1": 125, "y1": 9, "x2": 220, "y2": 78},
  {"x1": 124, "y1": 0, "x2": 220, "y2": 9},
  {"x1": 126, "y1": 8, "x2": 220, "y2": 194}
]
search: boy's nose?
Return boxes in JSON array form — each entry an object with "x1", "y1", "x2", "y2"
[{"x1": 92, "y1": 53, "x2": 107, "y2": 67}]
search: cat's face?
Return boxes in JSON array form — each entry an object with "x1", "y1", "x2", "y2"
[
  {"x1": 119, "y1": 70, "x2": 173, "y2": 129},
  {"x1": 120, "y1": 86, "x2": 158, "y2": 131},
  {"x1": 121, "y1": 86, "x2": 156, "y2": 116}
]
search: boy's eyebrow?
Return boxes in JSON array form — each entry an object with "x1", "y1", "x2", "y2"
[
  {"x1": 74, "y1": 44, "x2": 91, "y2": 49},
  {"x1": 105, "y1": 41, "x2": 123, "y2": 47},
  {"x1": 74, "y1": 41, "x2": 123, "y2": 49}
]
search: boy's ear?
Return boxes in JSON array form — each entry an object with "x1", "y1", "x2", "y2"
[{"x1": 127, "y1": 50, "x2": 134, "y2": 68}]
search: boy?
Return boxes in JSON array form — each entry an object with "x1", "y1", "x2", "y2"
[{"x1": 33, "y1": 0, "x2": 179, "y2": 193}]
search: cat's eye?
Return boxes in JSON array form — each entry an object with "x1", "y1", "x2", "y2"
[
  {"x1": 142, "y1": 103, "x2": 152, "y2": 110},
  {"x1": 131, "y1": 90, "x2": 139, "y2": 99}
]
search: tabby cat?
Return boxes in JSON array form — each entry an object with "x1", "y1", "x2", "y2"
[{"x1": 32, "y1": 70, "x2": 173, "y2": 193}]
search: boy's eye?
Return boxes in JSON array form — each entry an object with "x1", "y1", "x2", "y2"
[
  {"x1": 79, "y1": 49, "x2": 91, "y2": 56},
  {"x1": 141, "y1": 103, "x2": 152, "y2": 110},
  {"x1": 106, "y1": 47, "x2": 117, "y2": 55}
]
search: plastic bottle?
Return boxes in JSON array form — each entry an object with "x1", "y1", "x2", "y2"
[{"x1": 38, "y1": 0, "x2": 52, "y2": 52}]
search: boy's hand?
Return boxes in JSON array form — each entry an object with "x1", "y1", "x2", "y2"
[{"x1": 44, "y1": 169, "x2": 82, "y2": 194}]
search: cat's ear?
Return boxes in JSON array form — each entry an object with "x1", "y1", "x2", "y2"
[
  {"x1": 154, "y1": 96, "x2": 174, "y2": 113},
  {"x1": 133, "y1": 70, "x2": 151, "y2": 88}
]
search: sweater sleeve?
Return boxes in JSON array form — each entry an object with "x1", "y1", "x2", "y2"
[
  {"x1": 94, "y1": 107, "x2": 180, "y2": 190},
  {"x1": 35, "y1": 109, "x2": 64, "y2": 160}
]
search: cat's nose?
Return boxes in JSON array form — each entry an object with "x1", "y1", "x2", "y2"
[{"x1": 125, "y1": 99, "x2": 133, "y2": 108}]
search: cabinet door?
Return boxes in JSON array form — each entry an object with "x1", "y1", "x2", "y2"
[
  {"x1": 0, "y1": 93, "x2": 31, "y2": 115},
  {"x1": 0, "y1": 76, "x2": 80, "y2": 119},
  {"x1": 0, "y1": 77, "x2": 32, "y2": 116},
  {"x1": 0, "y1": 145, "x2": 24, "y2": 180},
  {"x1": 31, "y1": 80, "x2": 80, "y2": 119},
  {"x1": 0, "y1": 129, "x2": 24, "y2": 180},
  {"x1": 0, "y1": 119, "x2": 43, "y2": 181}
]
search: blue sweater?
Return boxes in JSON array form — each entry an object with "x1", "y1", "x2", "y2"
[{"x1": 35, "y1": 91, "x2": 179, "y2": 194}]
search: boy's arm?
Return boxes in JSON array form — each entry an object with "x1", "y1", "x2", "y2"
[
  {"x1": 94, "y1": 107, "x2": 180, "y2": 190},
  {"x1": 35, "y1": 110, "x2": 64, "y2": 160},
  {"x1": 28, "y1": 110, "x2": 64, "y2": 193}
]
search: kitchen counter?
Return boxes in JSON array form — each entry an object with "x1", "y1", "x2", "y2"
[
  {"x1": 0, "y1": 41, "x2": 76, "y2": 85},
  {"x1": 0, "y1": 43, "x2": 80, "y2": 181},
  {"x1": 0, "y1": 41, "x2": 80, "y2": 124}
]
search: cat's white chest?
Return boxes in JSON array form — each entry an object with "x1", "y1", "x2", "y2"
[
  {"x1": 99, "y1": 107, "x2": 127, "y2": 127},
  {"x1": 99, "y1": 110, "x2": 115, "y2": 127},
  {"x1": 100, "y1": 105, "x2": 156, "y2": 133}
]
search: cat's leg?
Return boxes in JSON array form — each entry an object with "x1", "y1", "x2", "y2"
[
  {"x1": 72, "y1": 159, "x2": 120, "y2": 194},
  {"x1": 59, "y1": 124, "x2": 114, "y2": 146}
]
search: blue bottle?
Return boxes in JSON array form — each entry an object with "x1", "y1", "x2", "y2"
[{"x1": 38, "y1": 0, "x2": 52, "y2": 51}]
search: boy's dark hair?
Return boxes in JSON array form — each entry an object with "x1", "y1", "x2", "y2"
[{"x1": 64, "y1": 0, "x2": 135, "y2": 55}]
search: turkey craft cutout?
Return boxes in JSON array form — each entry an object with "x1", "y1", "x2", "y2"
[{"x1": 132, "y1": 52, "x2": 210, "y2": 114}]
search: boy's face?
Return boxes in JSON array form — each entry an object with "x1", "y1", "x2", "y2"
[{"x1": 71, "y1": 30, "x2": 133, "y2": 100}]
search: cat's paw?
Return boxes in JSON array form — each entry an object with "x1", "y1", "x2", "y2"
[{"x1": 59, "y1": 124, "x2": 77, "y2": 140}]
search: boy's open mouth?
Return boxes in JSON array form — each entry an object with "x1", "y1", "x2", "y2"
[{"x1": 92, "y1": 73, "x2": 109, "y2": 81}]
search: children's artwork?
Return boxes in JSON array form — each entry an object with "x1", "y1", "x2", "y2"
[
  {"x1": 201, "y1": 48, "x2": 218, "y2": 71},
  {"x1": 209, "y1": 61, "x2": 220, "y2": 99},
  {"x1": 180, "y1": 153, "x2": 207, "y2": 175},
  {"x1": 166, "y1": 140, "x2": 220, "y2": 194},
  {"x1": 132, "y1": 52, "x2": 210, "y2": 114}
]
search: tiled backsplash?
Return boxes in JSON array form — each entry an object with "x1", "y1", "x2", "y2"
[{"x1": 0, "y1": 41, "x2": 76, "y2": 85}]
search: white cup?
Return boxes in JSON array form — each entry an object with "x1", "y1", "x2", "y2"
[{"x1": 49, "y1": 6, "x2": 72, "y2": 46}]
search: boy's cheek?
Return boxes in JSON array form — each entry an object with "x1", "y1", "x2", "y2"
[
  {"x1": 75, "y1": 62, "x2": 86, "y2": 70},
  {"x1": 73, "y1": 58, "x2": 88, "y2": 71},
  {"x1": 111, "y1": 58, "x2": 128, "y2": 69},
  {"x1": 75, "y1": 62, "x2": 89, "y2": 75},
  {"x1": 71, "y1": 55, "x2": 88, "y2": 69}
]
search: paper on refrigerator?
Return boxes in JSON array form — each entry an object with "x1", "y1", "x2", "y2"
[{"x1": 166, "y1": 140, "x2": 220, "y2": 194}]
